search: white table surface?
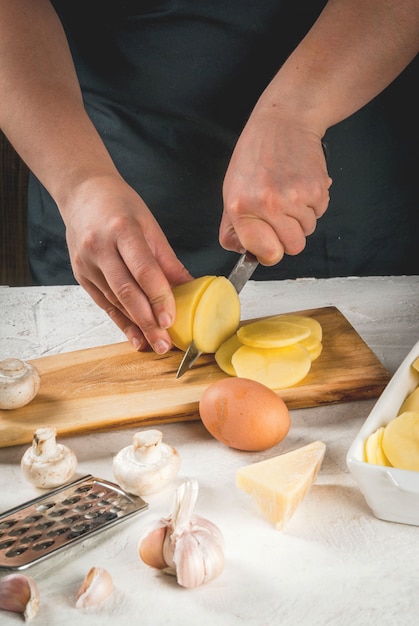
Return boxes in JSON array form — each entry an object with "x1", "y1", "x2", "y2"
[{"x1": 1, "y1": 276, "x2": 419, "y2": 626}]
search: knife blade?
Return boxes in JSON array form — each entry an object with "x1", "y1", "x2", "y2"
[{"x1": 175, "y1": 251, "x2": 259, "y2": 378}]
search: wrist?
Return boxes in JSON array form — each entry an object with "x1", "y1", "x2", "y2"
[{"x1": 56, "y1": 171, "x2": 127, "y2": 225}]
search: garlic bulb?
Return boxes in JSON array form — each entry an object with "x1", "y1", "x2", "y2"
[
  {"x1": 21, "y1": 426, "x2": 78, "y2": 489},
  {"x1": 0, "y1": 573, "x2": 39, "y2": 621},
  {"x1": 113, "y1": 429, "x2": 180, "y2": 496},
  {"x1": 138, "y1": 479, "x2": 225, "y2": 588},
  {"x1": 0, "y1": 358, "x2": 41, "y2": 410},
  {"x1": 75, "y1": 567, "x2": 113, "y2": 609}
]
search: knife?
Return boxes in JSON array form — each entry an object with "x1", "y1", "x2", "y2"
[{"x1": 175, "y1": 251, "x2": 259, "y2": 378}]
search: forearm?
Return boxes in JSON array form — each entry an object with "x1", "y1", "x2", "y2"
[
  {"x1": 0, "y1": 0, "x2": 120, "y2": 213},
  {"x1": 256, "y1": 0, "x2": 419, "y2": 134},
  {"x1": 221, "y1": 0, "x2": 418, "y2": 265}
]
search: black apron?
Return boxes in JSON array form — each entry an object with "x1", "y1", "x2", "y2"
[{"x1": 28, "y1": 0, "x2": 419, "y2": 284}]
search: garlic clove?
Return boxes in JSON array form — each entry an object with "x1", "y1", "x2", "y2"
[
  {"x1": 171, "y1": 531, "x2": 206, "y2": 589},
  {"x1": 21, "y1": 427, "x2": 78, "y2": 489},
  {"x1": 179, "y1": 517, "x2": 225, "y2": 587},
  {"x1": 75, "y1": 567, "x2": 113, "y2": 609},
  {"x1": 138, "y1": 523, "x2": 168, "y2": 570},
  {"x1": 0, "y1": 358, "x2": 41, "y2": 410},
  {"x1": 0, "y1": 573, "x2": 40, "y2": 621}
]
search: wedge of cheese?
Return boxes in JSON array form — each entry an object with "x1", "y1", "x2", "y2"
[{"x1": 236, "y1": 440, "x2": 326, "y2": 530}]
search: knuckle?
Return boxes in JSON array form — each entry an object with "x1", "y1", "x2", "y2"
[
  {"x1": 78, "y1": 229, "x2": 103, "y2": 257},
  {"x1": 114, "y1": 280, "x2": 138, "y2": 306},
  {"x1": 103, "y1": 303, "x2": 125, "y2": 324},
  {"x1": 285, "y1": 237, "x2": 306, "y2": 256},
  {"x1": 138, "y1": 319, "x2": 158, "y2": 337}
]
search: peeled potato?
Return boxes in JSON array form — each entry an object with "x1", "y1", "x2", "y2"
[
  {"x1": 382, "y1": 411, "x2": 419, "y2": 471},
  {"x1": 364, "y1": 426, "x2": 392, "y2": 466},
  {"x1": 232, "y1": 342, "x2": 312, "y2": 389},
  {"x1": 169, "y1": 276, "x2": 216, "y2": 351},
  {"x1": 237, "y1": 319, "x2": 310, "y2": 348},
  {"x1": 169, "y1": 275, "x2": 240, "y2": 354},
  {"x1": 193, "y1": 277, "x2": 241, "y2": 353}
]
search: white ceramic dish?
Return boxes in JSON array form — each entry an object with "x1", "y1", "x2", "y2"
[{"x1": 347, "y1": 340, "x2": 419, "y2": 526}]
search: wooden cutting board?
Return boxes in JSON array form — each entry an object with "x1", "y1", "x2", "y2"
[{"x1": 0, "y1": 306, "x2": 390, "y2": 447}]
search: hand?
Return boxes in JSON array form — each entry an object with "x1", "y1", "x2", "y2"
[
  {"x1": 63, "y1": 175, "x2": 193, "y2": 353},
  {"x1": 220, "y1": 108, "x2": 332, "y2": 266}
]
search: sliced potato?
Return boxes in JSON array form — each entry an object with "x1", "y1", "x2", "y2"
[
  {"x1": 232, "y1": 343, "x2": 311, "y2": 389},
  {"x1": 275, "y1": 314, "x2": 323, "y2": 343},
  {"x1": 169, "y1": 276, "x2": 216, "y2": 351},
  {"x1": 364, "y1": 426, "x2": 392, "y2": 466},
  {"x1": 382, "y1": 411, "x2": 419, "y2": 471},
  {"x1": 237, "y1": 318, "x2": 310, "y2": 349},
  {"x1": 398, "y1": 386, "x2": 419, "y2": 414},
  {"x1": 298, "y1": 335, "x2": 323, "y2": 361},
  {"x1": 412, "y1": 357, "x2": 419, "y2": 373},
  {"x1": 193, "y1": 276, "x2": 241, "y2": 353},
  {"x1": 214, "y1": 333, "x2": 242, "y2": 376}
]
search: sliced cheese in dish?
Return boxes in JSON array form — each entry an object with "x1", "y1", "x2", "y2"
[{"x1": 236, "y1": 440, "x2": 326, "y2": 530}]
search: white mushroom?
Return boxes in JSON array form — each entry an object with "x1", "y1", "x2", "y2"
[
  {"x1": 21, "y1": 426, "x2": 78, "y2": 489},
  {"x1": 0, "y1": 358, "x2": 41, "y2": 410},
  {"x1": 113, "y1": 429, "x2": 180, "y2": 496}
]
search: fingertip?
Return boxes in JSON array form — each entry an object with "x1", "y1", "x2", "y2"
[
  {"x1": 130, "y1": 337, "x2": 141, "y2": 351},
  {"x1": 153, "y1": 338, "x2": 171, "y2": 355},
  {"x1": 130, "y1": 336, "x2": 148, "y2": 351},
  {"x1": 284, "y1": 237, "x2": 307, "y2": 256},
  {"x1": 158, "y1": 311, "x2": 173, "y2": 330}
]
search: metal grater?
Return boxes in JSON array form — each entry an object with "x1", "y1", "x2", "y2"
[{"x1": 0, "y1": 475, "x2": 148, "y2": 571}]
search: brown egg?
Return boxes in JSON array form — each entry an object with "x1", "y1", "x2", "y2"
[{"x1": 199, "y1": 377, "x2": 290, "y2": 451}]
